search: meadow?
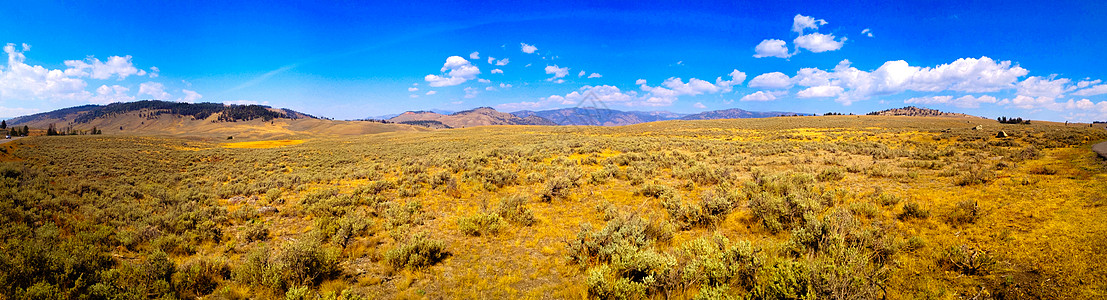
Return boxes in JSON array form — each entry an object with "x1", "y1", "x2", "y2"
[{"x1": 2, "y1": 115, "x2": 1106, "y2": 299}]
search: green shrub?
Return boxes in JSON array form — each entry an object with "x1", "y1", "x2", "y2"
[
  {"x1": 954, "y1": 168, "x2": 995, "y2": 186},
  {"x1": 941, "y1": 245, "x2": 996, "y2": 275},
  {"x1": 385, "y1": 234, "x2": 449, "y2": 269},
  {"x1": 172, "y1": 258, "x2": 229, "y2": 298},
  {"x1": 678, "y1": 234, "x2": 760, "y2": 289},
  {"x1": 539, "y1": 175, "x2": 576, "y2": 202},
  {"x1": 243, "y1": 222, "x2": 270, "y2": 242},
  {"x1": 457, "y1": 212, "x2": 505, "y2": 236},
  {"x1": 817, "y1": 167, "x2": 845, "y2": 182},
  {"x1": 898, "y1": 202, "x2": 930, "y2": 220},
  {"x1": 849, "y1": 202, "x2": 879, "y2": 218},
  {"x1": 495, "y1": 195, "x2": 536, "y2": 226},
  {"x1": 946, "y1": 200, "x2": 979, "y2": 226}
]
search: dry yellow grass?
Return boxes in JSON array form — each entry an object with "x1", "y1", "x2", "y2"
[{"x1": 222, "y1": 139, "x2": 305, "y2": 148}]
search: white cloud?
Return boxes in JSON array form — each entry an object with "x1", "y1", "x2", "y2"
[
  {"x1": 748, "y1": 72, "x2": 793, "y2": 89},
  {"x1": 578, "y1": 70, "x2": 586, "y2": 77},
  {"x1": 1073, "y1": 84, "x2": 1107, "y2": 96},
  {"x1": 0, "y1": 106, "x2": 40, "y2": 119},
  {"x1": 63, "y1": 55, "x2": 146, "y2": 80},
  {"x1": 179, "y1": 89, "x2": 202, "y2": 103},
  {"x1": 410, "y1": 94, "x2": 418, "y2": 98},
  {"x1": 139, "y1": 82, "x2": 171, "y2": 99},
  {"x1": 521, "y1": 43, "x2": 537, "y2": 54},
  {"x1": 740, "y1": 90, "x2": 787, "y2": 102},
  {"x1": 0, "y1": 43, "x2": 91, "y2": 101},
  {"x1": 794, "y1": 33, "x2": 846, "y2": 53},
  {"x1": 464, "y1": 87, "x2": 478, "y2": 98},
  {"x1": 491, "y1": 69, "x2": 504, "y2": 74},
  {"x1": 425, "y1": 90, "x2": 437, "y2": 95},
  {"x1": 904, "y1": 95, "x2": 998, "y2": 108},
  {"x1": 793, "y1": 14, "x2": 828, "y2": 33},
  {"x1": 478, "y1": 78, "x2": 491, "y2": 83},
  {"x1": 861, "y1": 28, "x2": 873, "y2": 37},
  {"x1": 149, "y1": 66, "x2": 160, "y2": 78},
  {"x1": 693, "y1": 102, "x2": 707, "y2": 109},
  {"x1": 589, "y1": 73, "x2": 602, "y2": 78},
  {"x1": 545, "y1": 65, "x2": 569, "y2": 81},
  {"x1": 494, "y1": 58, "x2": 508, "y2": 66},
  {"x1": 408, "y1": 87, "x2": 418, "y2": 92},
  {"x1": 753, "y1": 39, "x2": 791, "y2": 58},
  {"x1": 1077, "y1": 79, "x2": 1101, "y2": 88},
  {"x1": 1016, "y1": 76, "x2": 1074, "y2": 99},
  {"x1": 498, "y1": 85, "x2": 642, "y2": 110},
  {"x1": 485, "y1": 86, "x2": 496, "y2": 91},
  {"x1": 796, "y1": 85, "x2": 844, "y2": 98},
  {"x1": 89, "y1": 85, "x2": 134, "y2": 104},
  {"x1": 636, "y1": 70, "x2": 746, "y2": 105},
  {"x1": 424, "y1": 56, "x2": 480, "y2": 87},
  {"x1": 469, "y1": 52, "x2": 480, "y2": 59}
]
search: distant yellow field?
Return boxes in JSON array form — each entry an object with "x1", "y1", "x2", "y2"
[{"x1": 222, "y1": 139, "x2": 305, "y2": 148}]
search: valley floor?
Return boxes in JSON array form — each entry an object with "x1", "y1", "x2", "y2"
[{"x1": 1, "y1": 116, "x2": 1106, "y2": 299}]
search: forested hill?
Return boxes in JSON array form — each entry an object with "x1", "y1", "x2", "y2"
[{"x1": 7, "y1": 100, "x2": 316, "y2": 126}]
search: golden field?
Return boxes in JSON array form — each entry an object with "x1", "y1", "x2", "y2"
[{"x1": 1, "y1": 115, "x2": 1106, "y2": 299}]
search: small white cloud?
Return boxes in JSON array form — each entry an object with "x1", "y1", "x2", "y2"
[
  {"x1": 796, "y1": 85, "x2": 844, "y2": 98},
  {"x1": 408, "y1": 87, "x2": 418, "y2": 92},
  {"x1": 469, "y1": 52, "x2": 480, "y2": 59},
  {"x1": 693, "y1": 102, "x2": 707, "y2": 109},
  {"x1": 545, "y1": 65, "x2": 569, "y2": 81},
  {"x1": 525, "y1": 63, "x2": 532, "y2": 67},
  {"x1": 478, "y1": 78, "x2": 491, "y2": 83},
  {"x1": 578, "y1": 70, "x2": 586, "y2": 77},
  {"x1": 425, "y1": 91, "x2": 437, "y2": 95},
  {"x1": 588, "y1": 73, "x2": 602, "y2": 78},
  {"x1": 89, "y1": 85, "x2": 134, "y2": 104},
  {"x1": 861, "y1": 28, "x2": 873, "y2": 37},
  {"x1": 495, "y1": 58, "x2": 508, "y2": 65},
  {"x1": 424, "y1": 56, "x2": 480, "y2": 87},
  {"x1": 491, "y1": 69, "x2": 504, "y2": 74},
  {"x1": 794, "y1": 33, "x2": 846, "y2": 53},
  {"x1": 748, "y1": 72, "x2": 793, "y2": 89},
  {"x1": 753, "y1": 39, "x2": 791, "y2": 58},
  {"x1": 149, "y1": 66, "x2": 160, "y2": 78},
  {"x1": 1077, "y1": 79, "x2": 1101, "y2": 88},
  {"x1": 485, "y1": 86, "x2": 496, "y2": 91},
  {"x1": 139, "y1": 82, "x2": 171, "y2": 99},
  {"x1": 521, "y1": 43, "x2": 537, "y2": 54},
  {"x1": 792, "y1": 14, "x2": 828, "y2": 33},
  {"x1": 740, "y1": 90, "x2": 786, "y2": 102},
  {"x1": 499, "y1": 83, "x2": 512, "y2": 88},
  {"x1": 179, "y1": 89, "x2": 202, "y2": 103},
  {"x1": 464, "y1": 87, "x2": 478, "y2": 98},
  {"x1": 63, "y1": 55, "x2": 146, "y2": 80},
  {"x1": 410, "y1": 94, "x2": 418, "y2": 98}
]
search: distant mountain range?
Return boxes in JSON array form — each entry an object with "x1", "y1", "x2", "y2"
[{"x1": 387, "y1": 107, "x2": 554, "y2": 128}]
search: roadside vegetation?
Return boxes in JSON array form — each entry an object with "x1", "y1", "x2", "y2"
[{"x1": 1, "y1": 116, "x2": 1105, "y2": 298}]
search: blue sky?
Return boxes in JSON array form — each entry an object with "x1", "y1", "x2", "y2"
[{"x1": 2, "y1": 0, "x2": 1106, "y2": 121}]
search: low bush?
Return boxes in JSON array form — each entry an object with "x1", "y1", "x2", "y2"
[
  {"x1": 385, "y1": 234, "x2": 449, "y2": 269},
  {"x1": 816, "y1": 167, "x2": 845, "y2": 182},
  {"x1": 946, "y1": 200, "x2": 979, "y2": 226},
  {"x1": 495, "y1": 195, "x2": 536, "y2": 226},
  {"x1": 898, "y1": 202, "x2": 930, "y2": 220},
  {"x1": 457, "y1": 212, "x2": 505, "y2": 236},
  {"x1": 539, "y1": 175, "x2": 576, "y2": 202},
  {"x1": 941, "y1": 245, "x2": 996, "y2": 275}
]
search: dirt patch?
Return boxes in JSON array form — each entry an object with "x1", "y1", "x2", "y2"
[
  {"x1": 222, "y1": 139, "x2": 304, "y2": 149},
  {"x1": 1094, "y1": 141, "x2": 1107, "y2": 159}
]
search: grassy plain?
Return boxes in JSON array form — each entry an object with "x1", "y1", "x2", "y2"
[{"x1": 2, "y1": 116, "x2": 1106, "y2": 299}]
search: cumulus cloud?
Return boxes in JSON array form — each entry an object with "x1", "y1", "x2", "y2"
[
  {"x1": 637, "y1": 70, "x2": 746, "y2": 105},
  {"x1": 740, "y1": 90, "x2": 787, "y2": 102},
  {"x1": 499, "y1": 83, "x2": 511, "y2": 88},
  {"x1": 64, "y1": 55, "x2": 146, "y2": 80},
  {"x1": 545, "y1": 65, "x2": 569, "y2": 82},
  {"x1": 139, "y1": 82, "x2": 171, "y2": 99},
  {"x1": 693, "y1": 102, "x2": 707, "y2": 109},
  {"x1": 861, "y1": 28, "x2": 873, "y2": 37},
  {"x1": 425, "y1": 90, "x2": 437, "y2": 95},
  {"x1": 89, "y1": 85, "x2": 134, "y2": 104},
  {"x1": 904, "y1": 95, "x2": 998, "y2": 108},
  {"x1": 793, "y1": 14, "x2": 828, "y2": 33},
  {"x1": 521, "y1": 43, "x2": 537, "y2": 54},
  {"x1": 0, "y1": 43, "x2": 91, "y2": 101},
  {"x1": 796, "y1": 85, "x2": 844, "y2": 98},
  {"x1": 1077, "y1": 79, "x2": 1101, "y2": 88},
  {"x1": 469, "y1": 52, "x2": 480, "y2": 59},
  {"x1": 478, "y1": 78, "x2": 491, "y2": 83},
  {"x1": 488, "y1": 57, "x2": 509, "y2": 65},
  {"x1": 149, "y1": 66, "x2": 160, "y2": 78},
  {"x1": 748, "y1": 72, "x2": 793, "y2": 89},
  {"x1": 1073, "y1": 84, "x2": 1107, "y2": 96},
  {"x1": 753, "y1": 39, "x2": 791, "y2": 58},
  {"x1": 588, "y1": 73, "x2": 602, "y2": 78},
  {"x1": 424, "y1": 56, "x2": 480, "y2": 87},
  {"x1": 578, "y1": 70, "x2": 586, "y2": 77},
  {"x1": 794, "y1": 33, "x2": 846, "y2": 53},
  {"x1": 179, "y1": 89, "x2": 202, "y2": 103},
  {"x1": 408, "y1": 87, "x2": 419, "y2": 92},
  {"x1": 491, "y1": 69, "x2": 504, "y2": 74}
]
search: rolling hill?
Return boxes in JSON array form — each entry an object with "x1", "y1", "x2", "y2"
[
  {"x1": 388, "y1": 107, "x2": 555, "y2": 128},
  {"x1": 4, "y1": 100, "x2": 424, "y2": 139},
  {"x1": 867, "y1": 106, "x2": 985, "y2": 118}
]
